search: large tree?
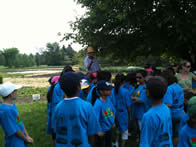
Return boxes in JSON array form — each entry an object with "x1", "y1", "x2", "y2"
[{"x1": 65, "y1": 0, "x2": 196, "y2": 65}]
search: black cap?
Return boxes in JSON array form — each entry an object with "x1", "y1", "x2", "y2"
[
  {"x1": 97, "y1": 80, "x2": 113, "y2": 90},
  {"x1": 59, "y1": 72, "x2": 80, "y2": 96}
]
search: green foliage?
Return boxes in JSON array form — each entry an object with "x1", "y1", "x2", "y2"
[{"x1": 66, "y1": 0, "x2": 196, "y2": 64}]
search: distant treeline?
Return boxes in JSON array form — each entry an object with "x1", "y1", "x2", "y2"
[{"x1": 0, "y1": 42, "x2": 81, "y2": 68}]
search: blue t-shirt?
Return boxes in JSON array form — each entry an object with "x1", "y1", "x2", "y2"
[
  {"x1": 51, "y1": 83, "x2": 65, "y2": 132},
  {"x1": 112, "y1": 87, "x2": 131, "y2": 132},
  {"x1": 179, "y1": 113, "x2": 189, "y2": 130},
  {"x1": 53, "y1": 97, "x2": 101, "y2": 147},
  {"x1": 131, "y1": 85, "x2": 151, "y2": 120},
  {"x1": 163, "y1": 83, "x2": 184, "y2": 119},
  {"x1": 0, "y1": 103, "x2": 26, "y2": 147},
  {"x1": 178, "y1": 124, "x2": 196, "y2": 147},
  {"x1": 123, "y1": 82, "x2": 135, "y2": 97},
  {"x1": 140, "y1": 104, "x2": 173, "y2": 147},
  {"x1": 93, "y1": 98, "x2": 116, "y2": 132},
  {"x1": 78, "y1": 90, "x2": 88, "y2": 101}
]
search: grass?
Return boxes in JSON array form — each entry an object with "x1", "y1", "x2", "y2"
[{"x1": 17, "y1": 88, "x2": 48, "y2": 98}]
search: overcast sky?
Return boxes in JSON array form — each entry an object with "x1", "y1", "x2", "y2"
[{"x1": 0, "y1": 0, "x2": 86, "y2": 54}]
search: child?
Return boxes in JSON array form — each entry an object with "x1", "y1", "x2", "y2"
[
  {"x1": 0, "y1": 82, "x2": 33, "y2": 146},
  {"x1": 140, "y1": 77, "x2": 173, "y2": 146},
  {"x1": 131, "y1": 70, "x2": 151, "y2": 130},
  {"x1": 53, "y1": 72, "x2": 101, "y2": 147},
  {"x1": 112, "y1": 73, "x2": 132, "y2": 147},
  {"x1": 123, "y1": 72, "x2": 136, "y2": 96},
  {"x1": 162, "y1": 71, "x2": 184, "y2": 146},
  {"x1": 178, "y1": 96, "x2": 196, "y2": 147},
  {"x1": 46, "y1": 75, "x2": 60, "y2": 146},
  {"x1": 93, "y1": 80, "x2": 116, "y2": 147},
  {"x1": 79, "y1": 79, "x2": 90, "y2": 100}
]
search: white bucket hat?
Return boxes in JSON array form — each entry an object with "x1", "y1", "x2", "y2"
[{"x1": 0, "y1": 82, "x2": 22, "y2": 97}]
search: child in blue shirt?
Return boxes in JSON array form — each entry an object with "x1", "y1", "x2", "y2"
[
  {"x1": 140, "y1": 76, "x2": 173, "y2": 147},
  {"x1": 123, "y1": 72, "x2": 136, "y2": 97},
  {"x1": 0, "y1": 82, "x2": 33, "y2": 147},
  {"x1": 131, "y1": 70, "x2": 151, "y2": 130},
  {"x1": 94, "y1": 80, "x2": 116, "y2": 147},
  {"x1": 113, "y1": 73, "x2": 132, "y2": 147},
  {"x1": 178, "y1": 96, "x2": 196, "y2": 147},
  {"x1": 46, "y1": 75, "x2": 60, "y2": 146},
  {"x1": 162, "y1": 71, "x2": 184, "y2": 146},
  {"x1": 78, "y1": 79, "x2": 90, "y2": 100},
  {"x1": 53, "y1": 72, "x2": 101, "y2": 147}
]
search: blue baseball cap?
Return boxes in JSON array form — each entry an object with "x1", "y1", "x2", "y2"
[{"x1": 97, "y1": 80, "x2": 113, "y2": 90}]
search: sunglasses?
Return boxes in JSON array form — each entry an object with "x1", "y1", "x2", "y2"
[
  {"x1": 186, "y1": 65, "x2": 191, "y2": 68},
  {"x1": 136, "y1": 76, "x2": 142, "y2": 79}
]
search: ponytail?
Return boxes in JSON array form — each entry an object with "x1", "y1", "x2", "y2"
[
  {"x1": 47, "y1": 83, "x2": 56, "y2": 103},
  {"x1": 114, "y1": 73, "x2": 125, "y2": 94}
]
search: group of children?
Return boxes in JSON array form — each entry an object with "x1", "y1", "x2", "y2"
[{"x1": 0, "y1": 65, "x2": 196, "y2": 147}]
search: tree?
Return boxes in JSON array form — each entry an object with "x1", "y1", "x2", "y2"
[
  {"x1": 2, "y1": 48, "x2": 19, "y2": 67},
  {"x1": 65, "y1": 0, "x2": 196, "y2": 65}
]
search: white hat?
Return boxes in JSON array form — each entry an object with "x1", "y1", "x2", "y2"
[
  {"x1": 80, "y1": 79, "x2": 90, "y2": 90},
  {"x1": 0, "y1": 82, "x2": 22, "y2": 97}
]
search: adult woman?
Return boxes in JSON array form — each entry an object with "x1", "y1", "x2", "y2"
[{"x1": 176, "y1": 60, "x2": 196, "y2": 94}]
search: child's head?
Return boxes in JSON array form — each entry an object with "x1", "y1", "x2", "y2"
[
  {"x1": 97, "y1": 71, "x2": 112, "y2": 82},
  {"x1": 114, "y1": 73, "x2": 125, "y2": 94},
  {"x1": 97, "y1": 80, "x2": 113, "y2": 97},
  {"x1": 146, "y1": 76, "x2": 167, "y2": 102},
  {"x1": 60, "y1": 65, "x2": 74, "y2": 77},
  {"x1": 80, "y1": 79, "x2": 90, "y2": 94},
  {"x1": 188, "y1": 96, "x2": 196, "y2": 125},
  {"x1": 136, "y1": 70, "x2": 147, "y2": 85},
  {"x1": 0, "y1": 82, "x2": 22, "y2": 100},
  {"x1": 126, "y1": 72, "x2": 136, "y2": 85},
  {"x1": 161, "y1": 71, "x2": 177, "y2": 86},
  {"x1": 59, "y1": 72, "x2": 81, "y2": 97}
]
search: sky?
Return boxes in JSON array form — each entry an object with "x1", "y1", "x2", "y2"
[{"x1": 0, "y1": 0, "x2": 86, "y2": 54}]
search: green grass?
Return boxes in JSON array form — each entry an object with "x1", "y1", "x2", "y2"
[
  {"x1": 17, "y1": 88, "x2": 48, "y2": 98},
  {"x1": 0, "y1": 102, "x2": 52, "y2": 147}
]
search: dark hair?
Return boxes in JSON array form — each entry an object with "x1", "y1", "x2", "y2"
[
  {"x1": 60, "y1": 65, "x2": 74, "y2": 77},
  {"x1": 47, "y1": 83, "x2": 56, "y2": 102},
  {"x1": 161, "y1": 71, "x2": 177, "y2": 86},
  {"x1": 91, "y1": 87, "x2": 100, "y2": 106},
  {"x1": 59, "y1": 72, "x2": 80, "y2": 97},
  {"x1": 114, "y1": 73, "x2": 125, "y2": 94},
  {"x1": 97, "y1": 71, "x2": 112, "y2": 82},
  {"x1": 48, "y1": 76, "x2": 54, "y2": 85},
  {"x1": 136, "y1": 70, "x2": 147, "y2": 78},
  {"x1": 146, "y1": 76, "x2": 167, "y2": 101},
  {"x1": 126, "y1": 72, "x2": 137, "y2": 85}
]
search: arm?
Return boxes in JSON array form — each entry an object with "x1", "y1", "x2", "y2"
[
  {"x1": 23, "y1": 124, "x2": 34, "y2": 144},
  {"x1": 15, "y1": 130, "x2": 33, "y2": 144}
]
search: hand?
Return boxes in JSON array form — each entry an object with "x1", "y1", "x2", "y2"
[
  {"x1": 112, "y1": 123, "x2": 116, "y2": 128},
  {"x1": 25, "y1": 136, "x2": 34, "y2": 144},
  {"x1": 97, "y1": 132, "x2": 105, "y2": 136}
]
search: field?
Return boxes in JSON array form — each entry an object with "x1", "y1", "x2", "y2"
[{"x1": 0, "y1": 67, "x2": 139, "y2": 147}]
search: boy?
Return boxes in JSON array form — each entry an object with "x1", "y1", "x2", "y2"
[
  {"x1": 53, "y1": 72, "x2": 101, "y2": 147},
  {"x1": 0, "y1": 82, "x2": 33, "y2": 146},
  {"x1": 140, "y1": 77, "x2": 173, "y2": 147},
  {"x1": 93, "y1": 80, "x2": 116, "y2": 147},
  {"x1": 178, "y1": 96, "x2": 196, "y2": 147}
]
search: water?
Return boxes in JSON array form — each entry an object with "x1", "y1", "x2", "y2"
[{"x1": 7, "y1": 70, "x2": 61, "y2": 74}]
